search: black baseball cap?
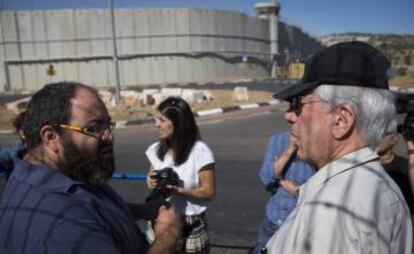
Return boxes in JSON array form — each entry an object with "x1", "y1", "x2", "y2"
[{"x1": 273, "y1": 41, "x2": 391, "y2": 100}]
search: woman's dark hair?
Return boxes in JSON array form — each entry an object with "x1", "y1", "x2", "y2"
[
  {"x1": 156, "y1": 97, "x2": 200, "y2": 166},
  {"x1": 22, "y1": 81, "x2": 95, "y2": 149}
]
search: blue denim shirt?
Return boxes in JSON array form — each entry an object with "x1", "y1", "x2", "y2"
[
  {"x1": 260, "y1": 132, "x2": 314, "y2": 226},
  {"x1": 0, "y1": 157, "x2": 148, "y2": 254},
  {"x1": 0, "y1": 143, "x2": 25, "y2": 179}
]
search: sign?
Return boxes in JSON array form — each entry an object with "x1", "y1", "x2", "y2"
[{"x1": 47, "y1": 65, "x2": 56, "y2": 77}]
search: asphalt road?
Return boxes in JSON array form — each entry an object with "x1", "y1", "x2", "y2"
[{"x1": 0, "y1": 104, "x2": 410, "y2": 253}]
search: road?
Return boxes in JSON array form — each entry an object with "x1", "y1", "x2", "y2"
[{"x1": 0, "y1": 104, "x2": 410, "y2": 253}]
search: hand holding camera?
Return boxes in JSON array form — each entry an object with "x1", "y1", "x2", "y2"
[
  {"x1": 147, "y1": 172, "x2": 158, "y2": 189},
  {"x1": 146, "y1": 167, "x2": 181, "y2": 202},
  {"x1": 130, "y1": 168, "x2": 182, "y2": 221}
]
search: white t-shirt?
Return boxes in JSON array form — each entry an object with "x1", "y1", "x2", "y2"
[{"x1": 145, "y1": 140, "x2": 215, "y2": 216}]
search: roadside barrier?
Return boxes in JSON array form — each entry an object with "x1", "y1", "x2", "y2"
[
  {"x1": 0, "y1": 171, "x2": 147, "y2": 180},
  {"x1": 112, "y1": 172, "x2": 146, "y2": 180}
]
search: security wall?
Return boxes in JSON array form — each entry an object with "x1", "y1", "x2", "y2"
[
  {"x1": 278, "y1": 22, "x2": 324, "y2": 63},
  {"x1": 0, "y1": 8, "x2": 323, "y2": 92},
  {"x1": 0, "y1": 8, "x2": 271, "y2": 91}
]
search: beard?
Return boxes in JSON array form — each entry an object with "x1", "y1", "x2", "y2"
[{"x1": 57, "y1": 136, "x2": 115, "y2": 191}]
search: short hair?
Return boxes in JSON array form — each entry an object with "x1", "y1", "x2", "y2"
[
  {"x1": 156, "y1": 97, "x2": 200, "y2": 165},
  {"x1": 22, "y1": 81, "x2": 96, "y2": 149},
  {"x1": 315, "y1": 84, "x2": 396, "y2": 147}
]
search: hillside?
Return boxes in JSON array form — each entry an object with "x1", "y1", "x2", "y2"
[{"x1": 319, "y1": 33, "x2": 414, "y2": 87}]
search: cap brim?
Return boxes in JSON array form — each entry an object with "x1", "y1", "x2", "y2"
[{"x1": 272, "y1": 81, "x2": 320, "y2": 101}]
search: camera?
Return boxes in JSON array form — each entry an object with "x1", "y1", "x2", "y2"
[
  {"x1": 146, "y1": 167, "x2": 181, "y2": 202},
  {"x1": 396, "y1": 93, "x2": 414, "y2": 141},
  {"x1": 265, "y1": 178, "x2": 281, "y2": 195},
  {"x1": 128, "y1": 168, "x2": 181, "y2": 221}
]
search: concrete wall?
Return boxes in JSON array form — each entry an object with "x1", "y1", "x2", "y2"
[
  {"x1": 278, "y1": 21, "x2": 324, "y2": 64},
  {"x1": 0, "y1": 8, "x2": 322, "y2": 92}
]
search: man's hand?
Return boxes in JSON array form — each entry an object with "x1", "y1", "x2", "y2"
[
  {"x1": 287, "y1": 134, "x2": 299, "y2": 154},
  {"x1": 280, "y1": 179, "x2": 300, "y2": 197},
  {"x1": 148, "y1": 206, "x2": 182, "y2": 254},
  {"x1": 273, "y1": 134, "x2": 299, "y2": 177},
  {"x1": 147, "y1": 172, "x2": 158, "y2": 190}
]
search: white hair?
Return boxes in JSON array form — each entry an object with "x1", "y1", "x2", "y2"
[{"x1": 314, "y1": 84, "x2": 396, "y2": 147}]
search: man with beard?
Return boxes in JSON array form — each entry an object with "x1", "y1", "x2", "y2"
[{"x1": 0, "y1": 82, "x2": 181, "y2": 254}]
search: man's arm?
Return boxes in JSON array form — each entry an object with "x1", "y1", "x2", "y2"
[
  {"x1": 273, "y1": 134, "x2": 300, "y2": 196},
  {"x1": 273, "y1": 134, "x2": 298, "y2": 177},
  {"x1": 148, "y1": 206, "x2": 182, "y2": 254},
  {"x1": 279, "y1": 179, "x2": 300, "y2": 197},
  {"x1": 407, "y1": 141, "x2": 414, "y2": 196},
  {"x1": 259, "y1": 135, "x2": 280, "y2": 185},
  {"x1": 167, "y1": 164, "x2": 215, "y2": 201}
]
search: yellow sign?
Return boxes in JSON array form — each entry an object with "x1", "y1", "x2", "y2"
[
  {"x1": 47, "y1": 65, "x2": 56, "y2": 77},
  {"x1": 288, "y1": 63, "x2": 305, "y2": 79}
]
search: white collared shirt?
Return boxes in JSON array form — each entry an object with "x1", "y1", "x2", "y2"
[{"x1": 266, "y1": 147, "x2": 413, "y2": 254}]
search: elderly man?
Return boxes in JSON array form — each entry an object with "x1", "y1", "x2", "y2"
[
  {"x1": 265, "y1": 42, "x2": 412, "y2": 254},
  {"x1": 0, "y1": 82, "x2": 181, "y2": 253}
]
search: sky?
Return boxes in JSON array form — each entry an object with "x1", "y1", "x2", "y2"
[{"x1": 0, "y1": 0, "x2": 413, "y2": 37}]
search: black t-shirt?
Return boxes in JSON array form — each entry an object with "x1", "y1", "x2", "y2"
[{"x1": 383, "y1": 155, "x2": 414, "y2": 213}]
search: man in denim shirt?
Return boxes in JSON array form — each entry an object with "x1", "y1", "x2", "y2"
[
  {"x1": 0, "y1": 111, "x2": 26, "y2": 179},
  {"x1": 252, "y1": 131, "x2": 313, "y2": 253},
  {"x1": 0, "y1": 143, "x2": 25, "y2": 179}
]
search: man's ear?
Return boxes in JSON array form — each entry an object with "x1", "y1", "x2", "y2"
[
  {"x1": 332, "y1": 104, "x2": 356, "y2": 140},
  {"x1": 39, "y1": 125, "x2": 61, "y2": 153}
]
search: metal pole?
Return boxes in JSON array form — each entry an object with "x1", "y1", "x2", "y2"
[
  {"x1": 4, "y1": 62, "x2": 11, "y2": 92},
  {"x1": 269, "y1": 1, "x2": 280, "y2": 78},
  {"x1": 110, "y1": 0, "x2": 121, "y2": 104}
]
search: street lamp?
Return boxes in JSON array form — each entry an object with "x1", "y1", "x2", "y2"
[{"x1": 109, "y1": 0, "x2": 121, "y2": 104}]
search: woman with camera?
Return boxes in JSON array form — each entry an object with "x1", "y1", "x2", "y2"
[{"x1": 145, "y1": 97, "x2": 216, "y2": 254}]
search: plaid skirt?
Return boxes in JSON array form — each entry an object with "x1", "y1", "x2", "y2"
[{"x1": 146, "y1": 212, "x2": 209, "y2": 254}]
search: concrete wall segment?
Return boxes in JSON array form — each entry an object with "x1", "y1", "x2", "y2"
[
  {"x1": 175, "y1": 9, "x2": 190, "y2": 54},
  {"x1": 133, "y1": 9, "x2": 150, "y2": 54},
  {"x1": 0, "y1": 16, "x2": 4, "y2": 90},
  {"x1": 1, "y1": 11, "x2": 17, "y2": 41},
  {"x1": 91, "y1": 9, "x2": 109, "y2": 56},
  {"x1": 161, "y1": 9, "x2": 177, "y2": 54},
  {"x1": 0, "y1": 8, "x2": 322, "y2": 91},
  {"x1": 189, "y1": 9, "x2": 203, "y2": 52},
  {"x1": 74, "y1": 10, "x2": 92, "y2": 56}
]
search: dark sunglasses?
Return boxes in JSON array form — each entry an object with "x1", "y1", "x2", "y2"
[{"x1": 288, "y1": 96, "x2": 325, "y2": 115}]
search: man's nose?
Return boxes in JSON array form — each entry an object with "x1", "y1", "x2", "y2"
[{"x1": 284, "y1": 111, "x2": 298, "y2": 124}]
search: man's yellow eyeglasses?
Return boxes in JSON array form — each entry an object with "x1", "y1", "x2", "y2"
[{"x1": 57, "y1": 122, "x2": 116, "y2": 139}]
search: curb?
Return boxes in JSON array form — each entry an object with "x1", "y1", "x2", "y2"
[
  {"x1": 1, "y1": 85, "x2": 413, "y2": 133},
  {"x1": 116, "y1": 84, "x2": 413, "y2": 128},
  {"x1": 0, "y1": 129, "x2": 15, "y2": 135},
  {"x1": 0, "y1": 100, "x2": 281, "y2": 134},
  {"x1": 119, "y1": 100, "x2": 281, "y2": 128}
]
